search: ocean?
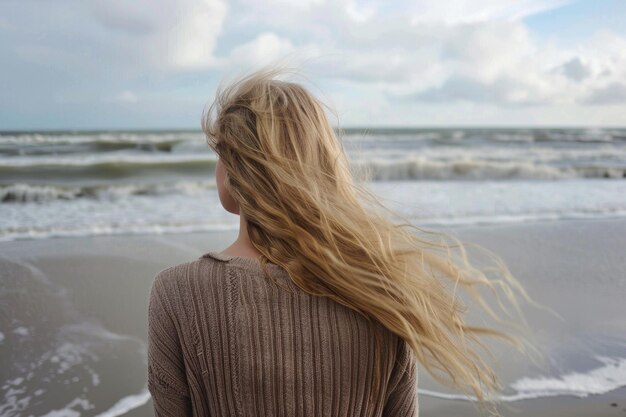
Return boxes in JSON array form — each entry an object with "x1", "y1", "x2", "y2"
[{"x1": 1, "y1": 127, "x2": 626, "y2": 241}]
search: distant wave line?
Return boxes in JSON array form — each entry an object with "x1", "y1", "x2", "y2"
[{"x1": 0, "y1": 155, "x2": 625, "y2": 182}]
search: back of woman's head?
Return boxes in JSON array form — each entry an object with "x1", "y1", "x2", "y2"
[
  {"x1": 202, "y1": 64, "x2": 539, "y2": 416},
  {"x1": 203, "y1": 66, "x2": 355, "y2": 210}
]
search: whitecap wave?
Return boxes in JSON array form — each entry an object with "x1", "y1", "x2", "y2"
[
  {"x1": 1, "y1": 181, "x2": 216, "y2": 203},
  {"x1": 93, "y1": 387, "x2": 151, "y2": 417},
  {"x1": 351, "y1": 156, "x2": 626, "y2": 180},
  {"x1": 418, "y1": 356, "x2": 626, "y2": 402}
]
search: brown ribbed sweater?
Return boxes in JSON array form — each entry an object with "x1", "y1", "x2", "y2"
[{"x1": 147, "y1": 251, "x2": 419, "y2": 416}]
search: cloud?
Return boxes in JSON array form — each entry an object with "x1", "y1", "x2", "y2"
[
  {"x1": 214, "y1": 32, "x2": 296, "y2": 71},
  {"x1": 583, "y1": 82, "x2": 626, "y2": 105},
  {"x1": 553, "y1": 57, "x2": 593, "y2": 81},
  {"x1": 113, "y1": 91, "x2": 139, "y2": 103},
  {"x1": 345, "y1": 0, "x2": 377, "y2": 22},
  {"x1": 91, "y1": 1, "x2": 165, "y2": 36},
  {"x1": 404, "y1": 37, "x2": 626, "y2": 107},
  {"x1": 90, "y1": 0, "x2": 229, "y2": 69},
  {"x1": 410, "y1": 76, "x2": 545, "y2": 105},
  {"x1": 277, "y1": 15, "x2": 625, "y2": 108},
  {"x1": 408, "y1": 0, "x2": 571, "y2": 24}
]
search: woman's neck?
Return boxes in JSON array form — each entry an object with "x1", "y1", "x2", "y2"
[{"x1": 220, "y1": 214, "x2": 263, "y2": 258}]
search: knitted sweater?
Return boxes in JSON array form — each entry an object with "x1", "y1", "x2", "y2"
[{"x1": 147, "y1": 251, "x2": 419, "y2": 416}]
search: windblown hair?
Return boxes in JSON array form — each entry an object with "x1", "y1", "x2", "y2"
[{"x1": 202, "y1": 65, "x2": 538, "y2": 414}]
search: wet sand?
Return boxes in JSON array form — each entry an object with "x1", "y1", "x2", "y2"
[{"x1": 1, "y1": 217, "x2": 626, "y2": 416}]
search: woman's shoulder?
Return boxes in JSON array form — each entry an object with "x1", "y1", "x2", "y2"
[{"x1": 151, "y1": 253, "x2": 233, "y2": 295}]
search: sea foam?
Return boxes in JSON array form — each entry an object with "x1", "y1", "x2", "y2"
[{"x1": 418, "y1": 355, "x2": 626, "y2": 402}]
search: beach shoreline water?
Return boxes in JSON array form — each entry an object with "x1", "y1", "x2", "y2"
[{"x1": 1, "y1": 217, "x2": 625, "y2": 416}]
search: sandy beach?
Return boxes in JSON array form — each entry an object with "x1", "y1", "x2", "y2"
[{"x1": 2, "y1": 217, "x2": 626, "y2": 416}]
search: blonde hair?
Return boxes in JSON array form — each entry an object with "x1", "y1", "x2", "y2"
[{"x1": 202, "y1": 64, "x2": 539, "y2": 415}]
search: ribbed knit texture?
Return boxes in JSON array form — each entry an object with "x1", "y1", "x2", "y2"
[{"x1": 147, "y1": 251, "x2": 419, "y2": 416}]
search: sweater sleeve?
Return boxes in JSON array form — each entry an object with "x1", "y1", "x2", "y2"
[
  {"x1": 382, "y1": 337, "x2": 419, "y2": 417},
  {"x1": 147, "y1": 268, "x2": 193, "y2": 416}
]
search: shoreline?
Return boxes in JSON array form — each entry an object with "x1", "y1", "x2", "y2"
[{"x1": 1, "y1": 211, "x2": 625, "y2": 247}]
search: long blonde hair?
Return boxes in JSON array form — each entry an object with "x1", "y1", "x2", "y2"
[{"x1": 202, "y1": 64, "x2": 538, "y2": 414}]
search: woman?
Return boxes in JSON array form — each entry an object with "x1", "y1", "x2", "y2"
[{"x1": 147, "y1": 65, "x2": 534, "y2": 416}]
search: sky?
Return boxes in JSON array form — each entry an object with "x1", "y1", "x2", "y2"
[{"x1": 1, "y1": 0, "x2": 625, "y2": 130}]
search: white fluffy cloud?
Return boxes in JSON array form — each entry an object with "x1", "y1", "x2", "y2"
[
  {"x1": 213, "y1": 32, "x2": 296, "y2": 71},
  {"x1": 91, "y1": 0, "x2": 228, "y2": 69}
]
